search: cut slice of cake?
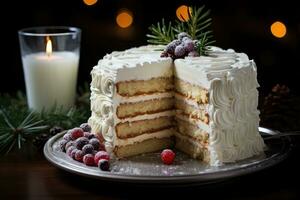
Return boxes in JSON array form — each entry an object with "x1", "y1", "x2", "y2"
[
  {"x1": 88, "y1": 45, "x2": 265, "y2": 166},
  {"x1": 174, "y1": 47, "x2": 265, "y2": 165},
  {"x1": 88, "y1": 45, "x2": 175, "y2": 158}
]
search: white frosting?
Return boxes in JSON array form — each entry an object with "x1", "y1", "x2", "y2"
[
  {"x1": 174, "y1": 46, "x2": 265, "y2": 166},
  {"x1": 97, "y1": 45, "x2": 173, "y2": 82},
  {"x1": 88, "y1": 45, "x2": 265, "y2": 166}
]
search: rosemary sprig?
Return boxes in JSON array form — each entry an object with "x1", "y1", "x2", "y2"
[{"x1": 147, "y1": 18, "x2": 175, "y2": 45}]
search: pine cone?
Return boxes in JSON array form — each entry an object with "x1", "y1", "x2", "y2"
[
  {"x1": 33, "y1": 133, "x2": 50, "y2": 150},
  {"x1": 49, "y1": 126, "x2": 64, "y2": 136},
  {"x1": 260, "y1": 84, "x2": 300, "y2": 131}
]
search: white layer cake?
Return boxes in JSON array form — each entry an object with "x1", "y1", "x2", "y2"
[{"x1": 88, "y1": 45, "x2": 265, "y2": 166}]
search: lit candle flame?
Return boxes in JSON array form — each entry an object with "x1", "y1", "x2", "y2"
[{"x1": 46, "y1": 37, "x2": 52, "y2": 57}]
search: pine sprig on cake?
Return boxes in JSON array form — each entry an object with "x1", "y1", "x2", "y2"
[
  {"x1": 196, "y1": 32, "x2": 216, "y2": 56},
  {"x1": 147, "y1": 5, "x2": 215, "y2": 58},
  {"x1": 173, "y1": 6, "x2": 213, "y2": 41},
  {"x1": 147, "y1": 19, "x2": 175, "y2": 45}
]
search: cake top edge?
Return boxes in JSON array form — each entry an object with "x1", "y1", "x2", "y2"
[
  {"x1": 97, "y1": 45, "x2": 172, "y2": 70},
  {"x1": 96, "y1": 45, "x2": 251, "y2": 70}
]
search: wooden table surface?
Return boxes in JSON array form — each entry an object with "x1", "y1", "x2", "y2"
[{"x1": 1, "y1": 141, "x2": 300, "y2": 200}]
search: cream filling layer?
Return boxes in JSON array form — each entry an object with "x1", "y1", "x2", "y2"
[
  {"x1": 175, "y1": 131, "x2": 205, "y2": 149},
  {"x1": 91, "y1": 88, "x2": 173, "y2": 107},
  {"x1": 175, "y1": 113, "x2": 210, "y2": 133},
  {"x1": 174, "y1": 93, "x2": 208, "y2": 111},
  {"x1": 115, "y1": 92, "x2": 174, "y2": 105},
  {"x1": 114, "y1": 128, "x2": 174, "y2": 147},
  {"x1": 114, "y1": 110, "x2": 174, "y2": 124}
]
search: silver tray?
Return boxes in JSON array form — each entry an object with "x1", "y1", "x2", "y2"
[{"x1": 44, "y1": 127, "x2": 292, "y2": 185}]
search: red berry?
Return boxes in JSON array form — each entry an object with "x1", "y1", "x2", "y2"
[
  {"x1": 74, "y1": 137, "x2": 89, "y2": 150},
  {"x1": 66, "y1": 146, "x2": 76, "y2": 157},
  {"x1": 80, "y1": 123, "x2": 91, "y2": 132},
  {"x1": 65, "y1": 141, "x2": 74, "y2": 152},
  {"x1": 98, "y1": 159, "x2": 110, "y2": 171},
  {"x1": 69, "y1": 128, "x2": 84, "y2": 140},
  {"x1": 83, "y1": 154, "x2": 95, "y2": 166},
  {"x1": 59, "y1": 139, "x2": 68, "y2": 152},
  {"x1": 178, "y1": 32, "x2": 191, "y2": 40},
  {"x1": 63, "y1": 133, "x2": 72, "y2": 141},
  {"x1": 94, "y1": 151, "x2": 110, "y2": 164},
  {"x1": 75, "y1": 150, "x2": 84, "y2": 162},
  {"x1": 84, "y1": 132, "x2": 95, "y2": 139},
  {"x1": 89, "y1": 138, "x2": 100, "y2": 150},
  {"x1": 70, "y1": 148, "x2": 77, "y2": 159},
  {"x1": 82, "y1": 144, "x2": 94, "y2": 155},
  {"x1": 183, "y1": 40, "x2": 195, "y2": 52},
  {"x1": 161, "y1": 149, "x2": 175, "y2": 165},
  {"x1": 174, "y1": 45, "x2": 186, "y2": 57}
]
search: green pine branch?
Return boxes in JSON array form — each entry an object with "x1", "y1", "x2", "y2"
[
  {"x1": 146, "y1": 19, "x2": 176, "y2": 45},
  {"x1": 0, "y1": 84, "x2": 91, "y2": 155},
  {"x1": 147, "y1": 5, "x2": 215, "y2": 55},
  {"x1": 173, "y1": 6, "x2": 212, "y2": 40}
]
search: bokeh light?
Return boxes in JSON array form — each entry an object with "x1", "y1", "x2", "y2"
[
  {"x1": 271, "y1": 21, "x2": 287, "y2": 38},
  {"x1": 116, "y1": 10, "x2": 133, "y2": 28},
  {"x1": 176, "y1": 5, "x2": 192, "y2": 22},
  {"x1": 83, "y1": 0, "x2": 98, "y2": 6}
]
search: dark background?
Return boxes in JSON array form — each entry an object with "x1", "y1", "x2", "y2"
[
  {"x1": 1, "y1": 1, "x2": 300, "y2": 199},
  {"x1": 0, "y1": 0, "x2": 299, "y2": 96}
]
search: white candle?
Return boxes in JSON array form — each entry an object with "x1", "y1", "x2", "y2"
[{"x1": 22, "y1": 51, "x2": 79, "y2": 112}]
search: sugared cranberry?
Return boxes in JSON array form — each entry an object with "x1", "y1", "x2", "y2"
[
  {"x1": 161, "y1": 149, "x2": 175, "y2": 165},
  {"x1": 82, "y1": 144, "x2": 94, "y2": 155},
  {"x1": 66, "y1": 146, "x2": 76, "y2": 157},
  {"x1": 80, "y1": 123, "x2": 91, "y2": 133},
  {"x1": 65, "y1": 141, "x2": 74, "y2": 152},
  {"x1": 59, "y1": 139, "x2": 68, "y2": 152},
  {"x1": 70, "y1": 149, "x2": 77, "y2": 159},
  {"x1": 69, "y1": 128, "x2": 84, "y2": 140},
  {"x1": 83, "y1": 154, "x2": 95, "y2": 166},
  {"x1": 74, "y1": 137, "x2": 89, "y2": 150},
  {"x1": 63, "y1": 133, "x2": 72, "y2": 142},
  {"x1": 98, "y1": 159, "x2": 110, "y2": 171},
  {"x1": 75, "y1": 150, "x2": 84, "y2": 162},
  {"x1": 89, "y1": 138, "x2": 100, "y2": 150},
  {"x1": 94, "y1": 151, "x2": 110, "y2": 164},
  {"x1": 83, "y1": 132, "x2": 95, "y2": 139}
]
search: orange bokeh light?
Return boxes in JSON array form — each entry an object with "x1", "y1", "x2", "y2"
[
  {"x1": 116, "y1": 10, "x2": 133, "y2": 28},
  {"x1": 176, "y1": 5, "x2": 192, "y2": 22},
  {"x1": 83, "y1": 0, "x2": 98, "y2": 6},
  {"x1": 271, "y1": 21, "x2": 287, "y2": 38}
]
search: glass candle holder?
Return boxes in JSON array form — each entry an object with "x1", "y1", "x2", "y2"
[{"x1": 18, "y1": 26, "x2": 81, "y2": 112}]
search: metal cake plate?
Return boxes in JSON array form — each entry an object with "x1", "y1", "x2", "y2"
[{"x1": 44, "y1": 127, "x2": 293, "y2": 185}]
